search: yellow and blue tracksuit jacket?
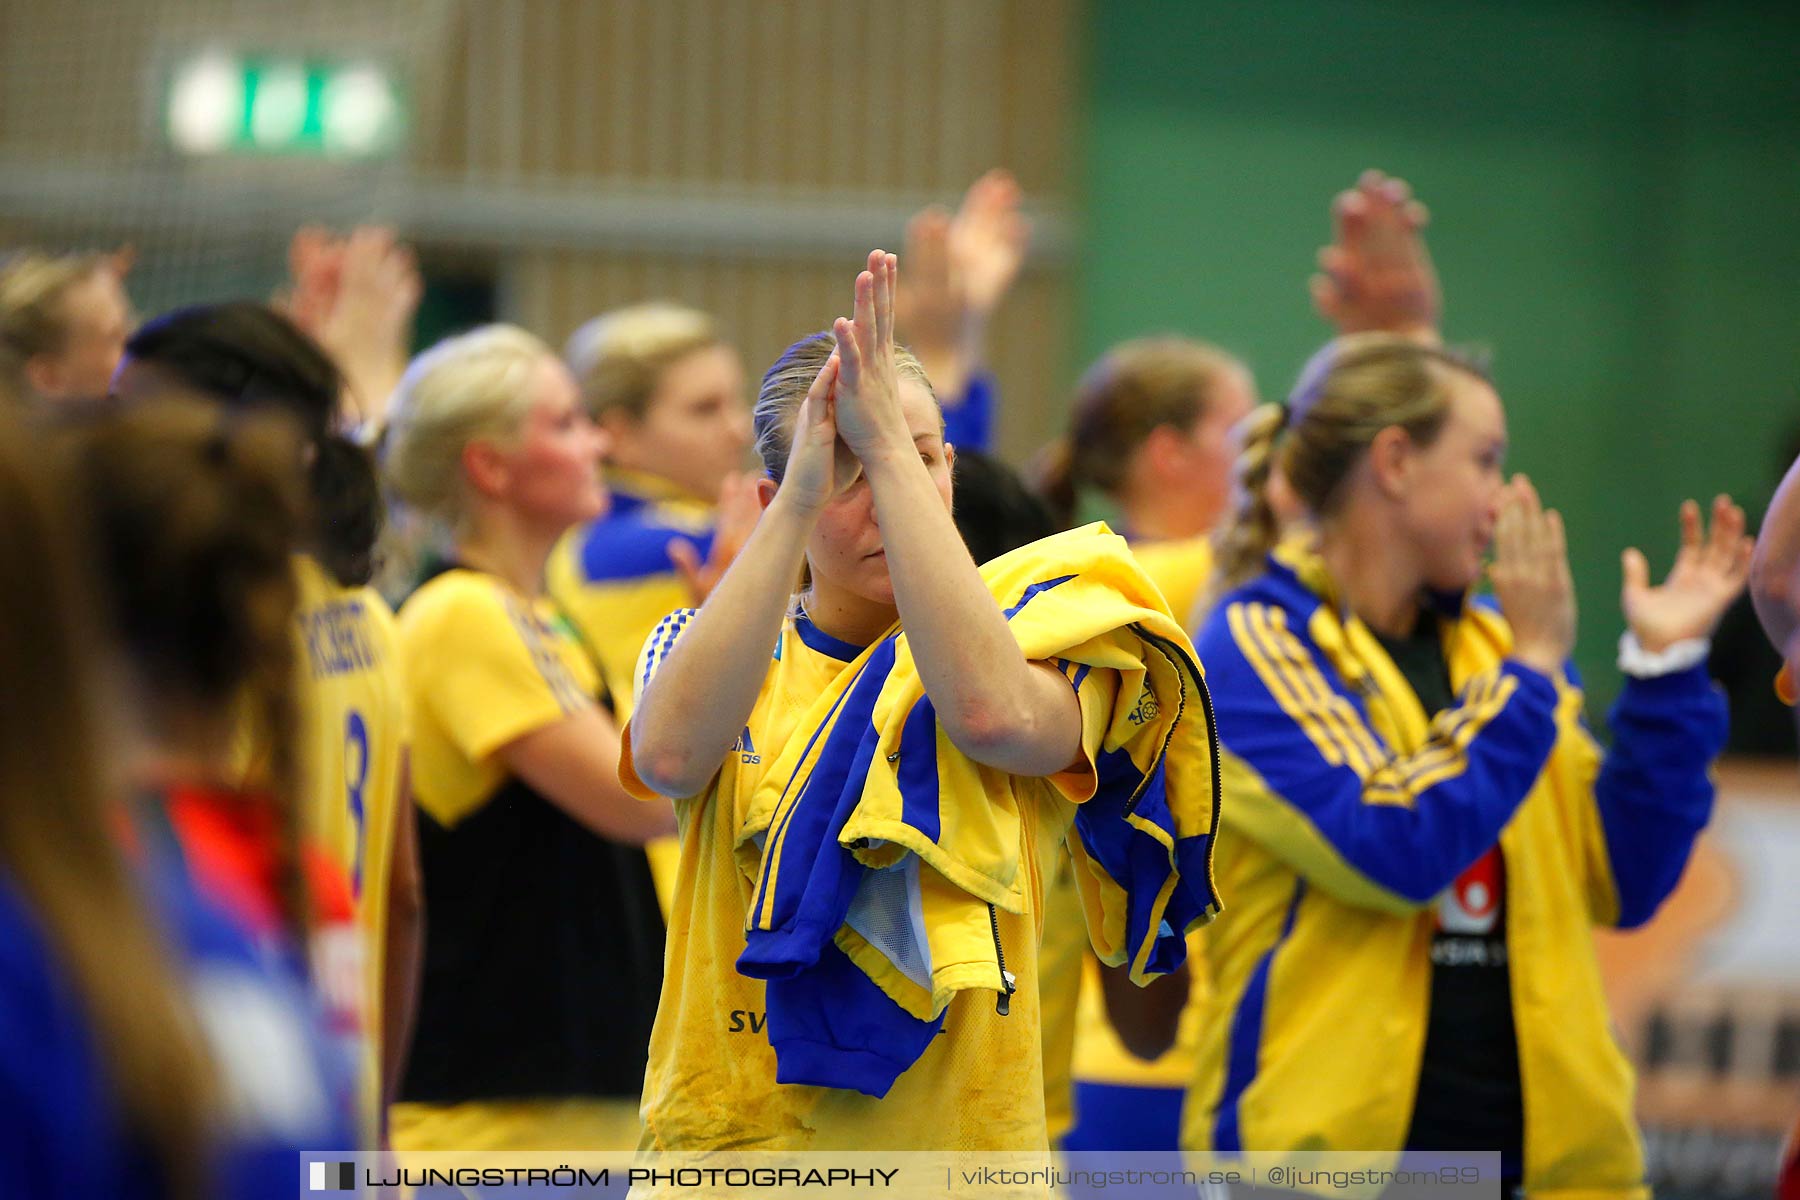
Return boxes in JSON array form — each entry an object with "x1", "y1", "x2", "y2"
[
  {"x1": 733, "y1": 524, "x2": 1222, "y2": 1098},
  {"x1": 1183, "y1": 541, "x2": 1727, "y2": 1199}
]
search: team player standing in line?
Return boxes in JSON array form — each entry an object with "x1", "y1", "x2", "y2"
[
  {"x1": 624, "y1": 251, "x2": 1218, "y2": 1151},
  {"x1": 1035, "y1": 335, "x2": 1255, "y2": 1154},
  {"x1": 1185, "y1": 332, "x2": 1750, "y2": 1196},
  {"x1": 1038, "y1": 171, "x2": 1439, "y2": 1156},
  {"x1": 0, "y1": 407, "x2": 218, "y2": 1199},
  {"x1": 549, "y1": 170, "x2": 1031, "y2": 715},
  {"x1": 382, "y1": 325, "x2": 674, "y2": 1152},
  {"x1": 60, "y1": 394, "x2": 365, "y2": 1191},
  {"x1": 109, "y1": 302, "x2": 421, "y2": 1142},
  {"x1": 0, "y1": 249, "x2": 133, "y2": 404}
]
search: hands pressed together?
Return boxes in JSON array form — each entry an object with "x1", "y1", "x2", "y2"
[
  {"x1": 1306, "y1": 168, "x2": 1749, "y2": 678},
  {"x1": 781, "y1": 250, "x2": 911, "y2": 517}
]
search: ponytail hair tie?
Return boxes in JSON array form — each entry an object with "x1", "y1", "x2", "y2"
[{"x1": 1287, "y1": 338, "x2": 1341, "y2": 426}]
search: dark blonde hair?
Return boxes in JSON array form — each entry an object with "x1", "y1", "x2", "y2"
[
  {"x1": 0, "y1": 409, "x2": 215, "y2": 1200},
  {"x1": 122, "y1": 301, "x2": 381, "y2": 587},
  {"x1": 1038, "y1": 336, "x2": 1247, "y2": 526},
  {"x1": 0, "y1": 251, "x2": 109, "y2": 395},
  {"x1": 385, "y1": 324, "x2": 554, "y2": 527},
  {"x1": 65, "y1": 395, "x2": 313, "y2": 940},
  {"x1": 1212, "y1": 333, "x2": 1490, "y2": 592},
  {"x1": 752, "y1": 330, "x2": 936, "y2": 483},
  {"x1": 564, "y1": 302, "x2": 722, "y2": 422}
]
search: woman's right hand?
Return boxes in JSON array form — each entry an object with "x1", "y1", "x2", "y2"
[
  {"x1": 778, "y1": 351, "x2": 858, "y2": 516},
  {"x1": 1491, "y1": 474, "x2": 1578, "y2": 676}
]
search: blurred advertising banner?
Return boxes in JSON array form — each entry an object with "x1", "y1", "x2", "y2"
[{"x1": 1595, "y1": 759, "x2": 1800, "y2": 1199}]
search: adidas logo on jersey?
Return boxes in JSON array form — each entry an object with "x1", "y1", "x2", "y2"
[{"x1": 732, "y1": 727, "x2": 760, "y2": 764}]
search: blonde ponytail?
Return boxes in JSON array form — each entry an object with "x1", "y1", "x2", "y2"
[{"x1": 1209, "y1": 401, "x2": 1290, "y2": 595}]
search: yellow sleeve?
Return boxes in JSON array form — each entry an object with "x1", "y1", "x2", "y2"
[{"x1": 413, "y1": 579, "x2": 592, "y2": 764}]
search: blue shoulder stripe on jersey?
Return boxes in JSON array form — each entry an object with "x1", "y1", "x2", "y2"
[
  {"x1": 1213, "y1": 880, "x2": 1306, "y2": 1156},
  {"x1": 576, "y1": 510, "x2": 716, "y2": 586},
  {"x1": 640, "y1": 609, "x2": 693, "y2": 690}
]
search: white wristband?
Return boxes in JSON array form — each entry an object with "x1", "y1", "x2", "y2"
[{"x1": 1617, "y1": 631, "x2": 1709, "y2": 678}]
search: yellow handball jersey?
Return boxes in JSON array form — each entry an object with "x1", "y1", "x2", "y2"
[
  {"x1": 1128, "y1": 534, "x2": 1214, "y2": 635},
  {"x1": 393, "y1": 566, "x2": 663, "y2": 1135},
  {"x1": 399, "y1": 568, "x2": 601, "y2": 829},
  {"x1": 291, "y1": 554, "x2": 409, "y2": 1131},
  {"x1": 621, "y1": 609, "x2": 1120, "y2": 1152}
]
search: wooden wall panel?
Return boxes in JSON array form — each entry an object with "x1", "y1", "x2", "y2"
[
  {"x1": 414, "y1": 0, "x2": 1071, "y2": 198},
  {"x1": 1, "y1": 0, "x2": 1077, "y2": 454}
]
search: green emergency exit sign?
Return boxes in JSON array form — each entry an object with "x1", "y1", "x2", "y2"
[{"x1": 166, "y1": 50, "x2": 405, "y2": 158}]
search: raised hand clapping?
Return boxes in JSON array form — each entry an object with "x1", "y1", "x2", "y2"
[
  {"x1": 830, "y1": 250, "x2": 908, "y2": 460},
  {"x1": 1621, "y1": 496, "x2": 1753, "y2": 652},
  {"x1": 1311, "y1": 169, "x2": 1441, "y2": 342}
]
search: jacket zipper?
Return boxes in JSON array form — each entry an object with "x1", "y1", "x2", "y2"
[{"x1": 987, "y1": 903, "x2": 1017, "y2": 1015}]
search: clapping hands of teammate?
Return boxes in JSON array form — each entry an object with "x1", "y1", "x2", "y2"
[
  {"x1": 1620, "y1": 496, "x2": 1753, "y2": 652},
  {"x1": 831, "y1": 251, "x2": 908, "y2": 462},
  {"x1": 895, "y1": 169, "x2": 1028, "y2": 398},
  {"x1": 280, "y1": 225, "x2": 422, "y2": 431},
  {"x1": 1491, "y1": 475, "x2": 1578, "y2": 678},
  {"x1": 1311, "y1": 169, "x2": 1442, "y2": 342},
  {"x1": 669, "y1": 471, "x2": 764, "y2": 604}
]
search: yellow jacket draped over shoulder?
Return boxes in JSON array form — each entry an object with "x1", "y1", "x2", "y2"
[{"x1": 727, "y1": 523, "x2": 1223, "y2": 1097}]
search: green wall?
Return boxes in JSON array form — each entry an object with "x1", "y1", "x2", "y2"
[{"x1": 1082, "y1": 0, "x2": 1800, "y2": 711}]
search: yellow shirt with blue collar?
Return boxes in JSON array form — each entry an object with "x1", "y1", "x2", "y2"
[
  {"x1": 619, "y1": 525, "x2": 1220, "y2": 1150},
  {"x1": 391, "y1": 567, "x2": 663, "y2": 1148},
  {"x1": 1182, "y1": 538, "x2": 1728, "y2": 1198},
  {"x1": 624, "y1": 608, "x2": 1078, "y2": 1149}
]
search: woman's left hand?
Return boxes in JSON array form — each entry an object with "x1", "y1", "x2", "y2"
[
  {"x1": 669, "y1": 470, "x2": 764, "y2": 604},
  {"x1": 831, "y1": 250, "x2": 909, "y2": 459},
  {"x1": 1621, "y1": 495, "x2": 1753, "y2": 652}
]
